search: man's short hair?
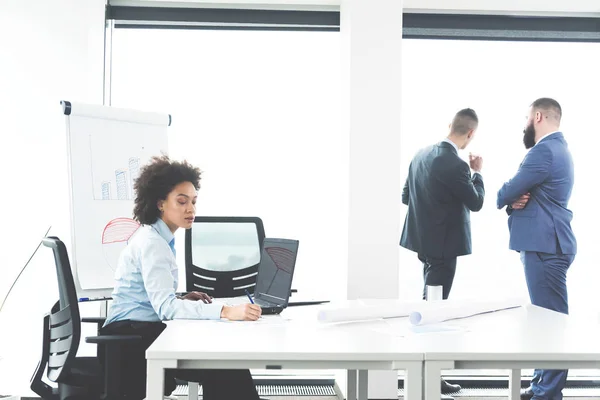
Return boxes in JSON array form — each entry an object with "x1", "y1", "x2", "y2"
[
  {"x1": 531, "y1": 97, "x2": 562, "y2": 122},
  {"x1": 451, "y1": 108, "x2": 479, "y2": 135}
]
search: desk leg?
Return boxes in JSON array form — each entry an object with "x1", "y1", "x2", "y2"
[
  {"x1": 189, "y1": 381, "x2": 200, "y2": 400},
  {"x1": 358, "y1": 370, "x2": 368, "y2": 400},
  {"x1": 424, "y1": 361, "x2": 453, "y2": 400},
  {"x1": 509, "y1": 369, "x2": 521, "y2": 400},
  {"x1": 146, "y1": 359, "x2": 177, "y2": 400},
  {"x1": 347, "y1": 370, "x2": 358, "y2": 400},
  {"x1": 404, "y1": 362, "x2": 423, "y2": 400}
]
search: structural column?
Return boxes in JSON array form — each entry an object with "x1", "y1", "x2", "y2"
[{"x1": 342, "y1": 0, "x2": 404, "y2": 398}]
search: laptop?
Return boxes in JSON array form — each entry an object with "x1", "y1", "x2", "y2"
[{"x1": 252, "y1": 238, "x2": 299, "y2": 315}]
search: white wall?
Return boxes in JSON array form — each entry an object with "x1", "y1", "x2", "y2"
[
  {"x1": 342, "y1": 0, "x2": 402, "y2": 398},
  {"x1": 0, "y1": 0, "x2": 105, "y2": 395}
]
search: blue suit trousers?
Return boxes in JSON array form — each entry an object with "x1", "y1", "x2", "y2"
[{"x1": 521, "y1": 251, "x2": 575, "y2": 400}]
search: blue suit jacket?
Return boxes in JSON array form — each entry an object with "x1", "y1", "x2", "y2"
[{"x1": 497, "y1": 132, "x2": 576, "y2": 255}]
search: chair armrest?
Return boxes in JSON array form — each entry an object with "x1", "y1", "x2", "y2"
[
  {"x1": 86, "y1": 334, "x2": 142, "y2": 344},
  {"x1": 82, "y1": 317, "x2": 106, "y2": 338},
  {"x1": 82, "y1": 317, "x2": 106, "y2": 324},
  {"x1": 95, "y1": 334, "x2": 143, "y2": 399}
]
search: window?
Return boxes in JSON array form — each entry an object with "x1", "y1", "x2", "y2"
[
  {"x1": 399, "y1": 39, "x2": 600, "y2": 379},
  {"x1": 110, "y1": 28, "x2": 346, "y2": 300},
  {"x1": 399, "y1": 40, "x2": 599, "y2": 313}
]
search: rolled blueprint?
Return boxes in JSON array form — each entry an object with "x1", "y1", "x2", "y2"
[
  {"x1": 408, "y1": 297, "x2": 525, "y2": 326},
  {"x1": 317, "y1": 299, "x2": 427, "y2": 323}
]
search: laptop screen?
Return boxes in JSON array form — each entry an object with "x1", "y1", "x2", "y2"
[{"x1": 254, "y1": 238, "x2": 299, "y2": 307}]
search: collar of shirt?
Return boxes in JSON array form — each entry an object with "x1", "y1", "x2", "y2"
[
  {"x1": 151, "y1": 218, "x2": 175, "y2": 246},
  {"x1": 535, "y1": 131, "x2": 559, "y2": 146},
  {"x1": 442, "y1": 138, "x2": 459, "y2": 153}
]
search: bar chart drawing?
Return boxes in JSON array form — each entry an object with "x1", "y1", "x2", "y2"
[
  {"x1": 90, "y1": 134, "x2": 142, "y2": 200},
  {"x1": 101, "y1": 181, "x2": 111, "y2": 200},
  {"x1": 115, "y1": 169, "x2": 129, "y2": 200},
  {"x1": 129, "y1": 157, "x2": 140, "y2": 190}
]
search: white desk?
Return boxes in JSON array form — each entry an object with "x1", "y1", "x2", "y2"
[
  {"x1": 145, "y1": 307, "x2": 423, "y2": 400},
  {"x1": 147, "y1": 302, "x2": 600, "y2": 400},
  {"x1": 416, "y1": 305, "x2": 600, "y2": 400}
]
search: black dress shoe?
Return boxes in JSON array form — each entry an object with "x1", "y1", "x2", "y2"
[
  {"x1": 521, "y1": 388, "x2": 534, "y2": 400},
  {"x1": 441, "y1": 378, "x2": 461, "y2": 394}
]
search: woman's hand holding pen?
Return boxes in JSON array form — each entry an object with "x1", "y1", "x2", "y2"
[{"x1": 221, "y1": 304, "x2": 262, "y2": 321}]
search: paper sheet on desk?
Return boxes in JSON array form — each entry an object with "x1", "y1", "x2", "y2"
[
  {"x1": 212, "y1": 297, "x2": 251, "y2": 306},
  {"x1": 371, "y1": 325, "x2": 467, "y2": 336},
  {"x1": 365, "y1": 317, "x2": 466, "y2": 336},
  {"x1": 254, "y1": 315, "x2": 293, "y2": 325},
  {"x1": 407, "y1": 324, "x2": 466, "y2": 334},
  {"x1": 206, "y1": 315, "x2": 292, "y2": 325},
  {"x1": 364, "y1": 324, "x2": 405, "y2": 337},
  {"x1": 408, "y1": 297, "x2": 525, "y2": 326}
]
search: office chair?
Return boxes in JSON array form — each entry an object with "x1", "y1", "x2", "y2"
[
  {"x1": 184, "y1": 216, "x2": 265, "y2": 298},
  {"x1": 185, "y1": 217, "x2": 267, "y2": 400},
  {"x1": 31, "y1": 236, "x2": 141, "y2": 400}
]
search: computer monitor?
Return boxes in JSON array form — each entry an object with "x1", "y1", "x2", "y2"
[{"x1": 254, "y1": 238, "x2": 299, "y2": 308}]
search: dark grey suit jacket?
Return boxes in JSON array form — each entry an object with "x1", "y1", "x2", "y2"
[{"x1": 400, "y1": 141, "x2": 485, "y2": 259}]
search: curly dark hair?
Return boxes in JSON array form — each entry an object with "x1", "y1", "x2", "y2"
[{"x1": 133, "y1": 155, "x2": 202, "y2": 225}]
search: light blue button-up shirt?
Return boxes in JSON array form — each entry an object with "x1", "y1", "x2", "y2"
[{"x1": 104, "y1": 218, "x2": 223, "y2": 326}]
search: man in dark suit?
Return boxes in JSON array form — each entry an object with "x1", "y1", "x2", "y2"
[
  {"x1": 400, "y1": 108, "x2": 485, "y2": 397},
  {"x1": 497, "y1": 98, "x2": 576, "y2": 400},
  {"x1": 401, "y1": 108, "x2": 485, "y2": 299}
]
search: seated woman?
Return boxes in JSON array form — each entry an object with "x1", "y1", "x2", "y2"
[{"x1": 101, "y1": 154, "x2": 262, "y2": 400}]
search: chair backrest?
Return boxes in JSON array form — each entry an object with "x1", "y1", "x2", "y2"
[
  {"x1": 184, "y1": 216, "x2": 265, "y2": 297},
  {"x1": 42, "y1": 236, "x2": 81, "y2": 383}
]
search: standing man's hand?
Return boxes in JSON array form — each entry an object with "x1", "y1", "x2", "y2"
[
  {"x1": 469, "y1": 153, "x2": 483, "y2": 173},
  {"x1": 511, "y1": 193, "x2": 531, "y2": 209}
]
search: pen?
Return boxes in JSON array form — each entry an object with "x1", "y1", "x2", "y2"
[
  {"x1": 244, "y1": 289, "x2": 255, "y2": 304},
  {"x1": 78, "y1": 297, "x2": 111, "y2": 302}
]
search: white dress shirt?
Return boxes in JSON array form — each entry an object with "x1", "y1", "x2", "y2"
[
  {"x1": 442, "y1": 138, "x2": 459, "y2": 153},
  {"x1": 535, "y1": 131, "x2": 559, "y2": 146}
]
